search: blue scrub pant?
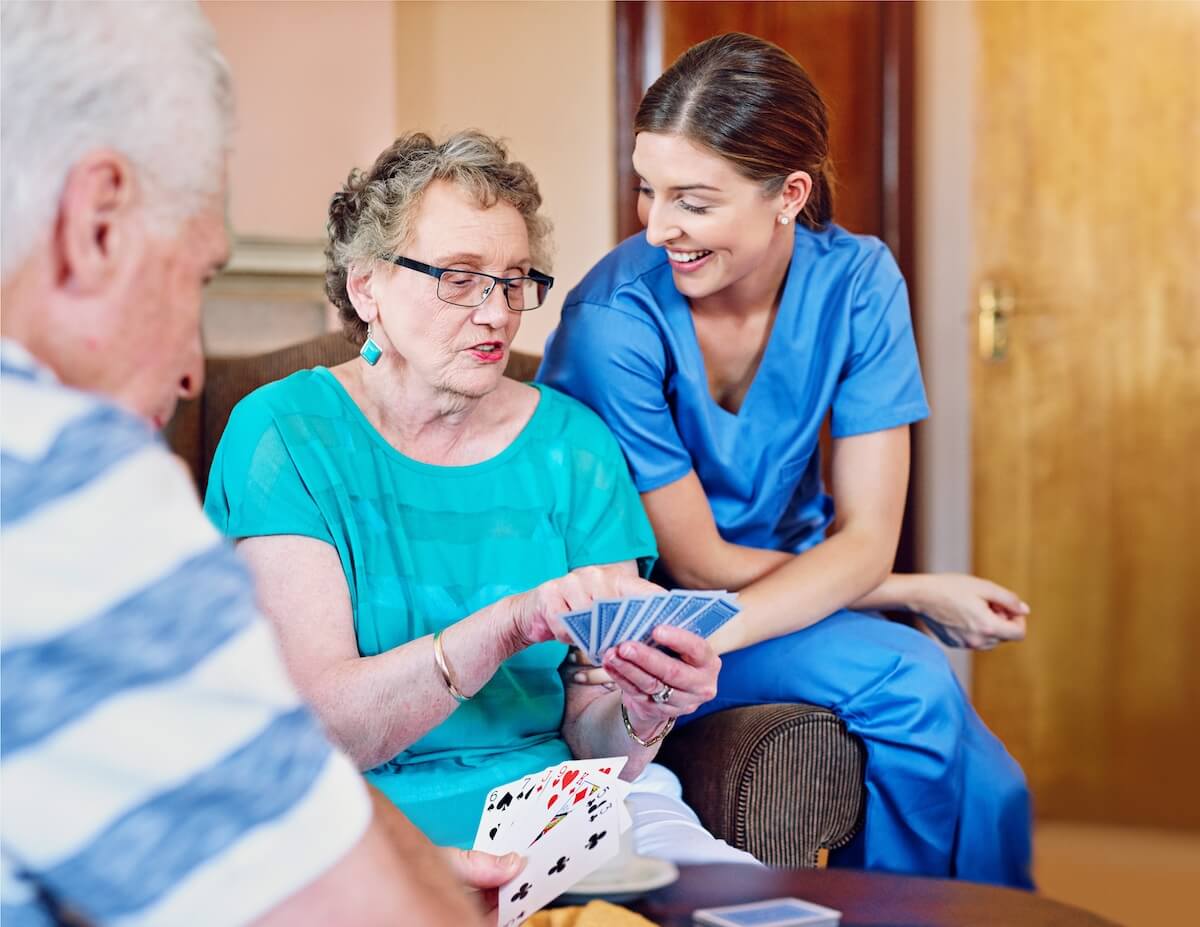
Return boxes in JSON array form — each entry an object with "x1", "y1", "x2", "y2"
[{"x1": 680, "y1": 609, "x2": 1034, "y2": 888}]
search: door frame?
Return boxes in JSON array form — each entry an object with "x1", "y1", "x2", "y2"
[{"x1": 912, "y1": 0, "x2": 976, "y2": 685}]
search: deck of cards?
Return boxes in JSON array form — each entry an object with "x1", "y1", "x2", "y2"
[
  {"x1": 473, "y1": 757, "x2": 634, "y2": 927},
  {"x1": 693, "y1": 897, "x2": 842, "y2": 927},
  {"x1": 561, "y1": 590, "x2": 741, "y2": 665}
]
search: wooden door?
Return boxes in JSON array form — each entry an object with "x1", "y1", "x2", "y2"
[
  {"x1": 614, "y1": 0, "x2": 919, "y2": 569},
  {"x1": 971, "y1": 1, "x2": 1200, "y2": 828}
]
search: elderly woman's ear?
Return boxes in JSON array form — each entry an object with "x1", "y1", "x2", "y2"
[{"x1": 346, "y1": 260, "x2": 379, "y2": 324}]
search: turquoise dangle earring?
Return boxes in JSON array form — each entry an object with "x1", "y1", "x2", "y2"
[{"x1": 360, "y1": 322, "x2": 382, "y2": 366}]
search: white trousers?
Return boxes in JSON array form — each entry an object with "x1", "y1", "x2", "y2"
[{"x1": 626, "y1": 763, "x2": 762, "y2": 866}]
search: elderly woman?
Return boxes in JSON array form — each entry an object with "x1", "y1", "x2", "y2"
[{"x1": 203, "y1": 131, "x2": 755, "y2": 864}]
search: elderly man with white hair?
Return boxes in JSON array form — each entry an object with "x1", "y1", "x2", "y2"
[{"x1": 0, "y1": 3, "x2": 521, "y2": 924}]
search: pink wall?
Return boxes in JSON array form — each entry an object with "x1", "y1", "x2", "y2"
[
  {"x1": 200, "y1": 0, "x2": 399, "y2": 240},
  {"x1": 200, "y1": 0, "x2": 615, "y2": 355}
]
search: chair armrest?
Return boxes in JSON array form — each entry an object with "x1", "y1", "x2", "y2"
[
  {"x1": 506, "y1": 350, "x2": 541, "y2": 382},
  {"x1": 656, "y1": 704, "x2": 866, "y2": 868}
]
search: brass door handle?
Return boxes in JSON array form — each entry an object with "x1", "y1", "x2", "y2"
[{"x1": 978, "y1": 281, "x2": 1016, "y2": 361}]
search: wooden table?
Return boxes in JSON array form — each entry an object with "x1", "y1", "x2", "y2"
[{"x1": 628, "y1": 864, "x2": 1118, "y2": 926}]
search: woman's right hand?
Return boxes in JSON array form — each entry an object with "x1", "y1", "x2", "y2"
[{"x1": 506, "y1": 566, "x2": 663, "y2": 649}]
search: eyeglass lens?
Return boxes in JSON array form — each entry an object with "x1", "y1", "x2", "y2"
[{"x1": 436, "y1": 271, "x2": 547, "y2": 311}]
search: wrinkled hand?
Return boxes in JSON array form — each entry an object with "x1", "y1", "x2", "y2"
[
  {"x1": 443, "y1": 848, "x2": 525, "y2": 924},
  {"x1": 602, "y1": 625, "x2": 720, "y2": 736},
  {"x1": 912, "y1": 573, "x2": 1029, "y2": 649},
  {"x1": 507, "y1": 567, "x2": 664, "y2": 650}
]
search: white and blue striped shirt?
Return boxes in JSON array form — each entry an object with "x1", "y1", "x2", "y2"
[{"x1": 0, "y1": 340, "x2": 370, "y2": 926}]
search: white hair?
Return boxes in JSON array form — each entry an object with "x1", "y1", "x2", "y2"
[{"x1": 0, "y1": 0, "x2": 234, "y2": 277}]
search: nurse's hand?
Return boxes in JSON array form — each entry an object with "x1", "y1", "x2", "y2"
[
  {"x1": 506, "y1": 567, "x2": 663, "y2": 651},
  {"x1": 910, "y1": 573, "x2": 1029, "y2": 649},
  {"x1": 603, "y1": 625, "x2": 721, "y2": 733}
]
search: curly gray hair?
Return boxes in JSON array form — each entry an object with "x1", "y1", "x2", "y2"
[{"x1": 326, "y1": 131, "x2": 554, "y2": 344}]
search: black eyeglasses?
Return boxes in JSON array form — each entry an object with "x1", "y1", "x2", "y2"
[{"x1": 386, "y1": 255, "x2": 554, "y2": 312}]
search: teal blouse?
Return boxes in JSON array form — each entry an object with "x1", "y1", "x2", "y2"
[{"x1": 204, "y1": 369, "x2": 657, "y2": 847}]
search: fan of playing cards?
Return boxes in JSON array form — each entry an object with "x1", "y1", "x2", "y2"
[
  {"x1": 560, "y1": 590, "x2": 741, "y2": 665},
  {"x1": 474, "y1": 757, "x2": 635, "y2": 927}
]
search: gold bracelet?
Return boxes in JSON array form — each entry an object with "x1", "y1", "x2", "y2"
[
  {"x1": 433, "y1": 629, "x2": 470, "y2": 703},
  {"x1": 620, "y1": 703, "x2": 675, "y2": 747}
]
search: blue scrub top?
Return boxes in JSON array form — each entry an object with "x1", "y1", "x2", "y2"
[{"x1": 538, "y1": 224, "x2": 929, "y2": 558}]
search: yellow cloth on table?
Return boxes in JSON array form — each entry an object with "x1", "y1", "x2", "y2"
[{"x1": 523, "y1": 899, "x2": 658, "y2": 926}]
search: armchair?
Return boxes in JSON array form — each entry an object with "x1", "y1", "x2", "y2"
[{"x1": 166, "y1": 332, "x2": 867, "y2": 866}]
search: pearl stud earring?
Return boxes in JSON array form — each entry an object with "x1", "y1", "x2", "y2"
[{"x1": 777, "y1": 214, "x2": 791, "y2": 226}]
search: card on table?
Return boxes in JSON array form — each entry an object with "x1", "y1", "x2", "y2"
[{"x1": 692, "y1": 897, "x2": 842, "y2": 927}]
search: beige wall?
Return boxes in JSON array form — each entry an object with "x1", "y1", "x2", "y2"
[
  {"x1": 395, "y1": 1, "x2": 615, "y2": 353},
  {"x1": 201, "y1": 0, "x2": 401, "y2": 240},
  {"x1": 202, "y1": 0, "x2": 615, "y2": 356}
]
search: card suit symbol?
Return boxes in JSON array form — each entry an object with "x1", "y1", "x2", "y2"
[
  {"x1": 562, "y1": 770, "x2": 580, "y2": 788},
  {"x1": 546, "y1": 793, "x2": 558, "y2": 810},
  {"x1": 571, "y1": 786, "x2": 589, "y2": 804},
  {"x1": 599, "y1": 767, "x2": 612, "y2": 775},
  {"x1": 494, "y1": 791, "x2": 513, "y2": 812},
  {"x1": 510, "y1": 883, "x2": 532, "y2": 902},
  {"x1": 588, "y1": 801, "x2": 611, "y2": 822},
  {"x1": 586, "y1": 831, "x2": 607, "y2": 850},
  {"x1": 489, "y1": 824, "x2": 501, "y2": 841},
  {"x1": 547, "y1": 856, "x2": 569, "y2": 875}
]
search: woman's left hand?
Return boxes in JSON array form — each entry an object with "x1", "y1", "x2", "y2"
[{"x1": 601, "y1": 624, "x2": 721, "y2": 736}]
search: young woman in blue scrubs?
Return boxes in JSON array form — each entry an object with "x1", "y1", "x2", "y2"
[{"x1": 538, "y1": 33, "x2": 1033, "y2": 887}]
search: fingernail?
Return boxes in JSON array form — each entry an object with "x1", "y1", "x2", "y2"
[
  {"x1": 1020, "y1": 602, "x2": 1031, "y2": 612},
  {"x1": 573, "y1": 672, "x2": 587, "y2": 683},
  {"x1": 619, "y1": 644, "x2": 635, "y2": 658},
  {"x1": 603, "y1": 682, "x2": 617, "y2": 691}
]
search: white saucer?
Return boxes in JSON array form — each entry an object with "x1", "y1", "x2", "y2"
[{"x1": 561, "y1": 855, "x2": 679, "y2": 904}]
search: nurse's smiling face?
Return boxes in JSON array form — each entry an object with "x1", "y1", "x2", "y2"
[{"x1": 633, "y1": 132, "x2": 807, "y2": 308}]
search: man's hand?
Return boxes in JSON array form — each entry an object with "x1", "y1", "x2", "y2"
[{"x1": 443, "y1": 848, "x2": 526, "y2": 924}]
